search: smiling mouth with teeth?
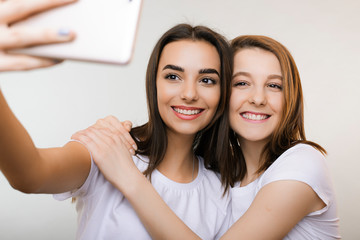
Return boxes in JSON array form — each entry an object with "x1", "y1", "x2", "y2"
[
  {"x1": 241, "y1": 112, "x2": 270, "y2": 121},
  {"x1": 172, "y1": 107, "x2": 203, "y2": 115}
]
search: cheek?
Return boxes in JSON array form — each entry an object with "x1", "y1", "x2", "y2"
[
  {"x1": 201, "y1": 86, "x2": 221, "y2": 110},
  {"x1": 229, "y1": 89, "x2": 245, "y2": 111},
  {"x1": 156, "y1": 82, "x2": 176, "y2": 104},
  {"x1": 209, "y1": 86, "x2": 221, "y2": 108},
  {"x1": 269, "y1": 94, "x2": 284, "y2": 113}
]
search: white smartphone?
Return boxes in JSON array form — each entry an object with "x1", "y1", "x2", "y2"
[{"x1": 11, "y1": 0, "x2": 142, "y2": 65}]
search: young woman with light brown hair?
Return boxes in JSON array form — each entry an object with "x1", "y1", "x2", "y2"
[{"x1": 219, "y1": 35, "x2": 340, "y2": 239}]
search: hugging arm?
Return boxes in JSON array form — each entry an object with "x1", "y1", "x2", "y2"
[
  {"x1": 72, "y1": 116, "x2": 201, "y2": 240},
  {"x1": 220, "y1": 180, "x2": 325, "y2": 239}
]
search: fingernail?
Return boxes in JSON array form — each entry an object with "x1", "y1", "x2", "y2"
[
  {"x1": 132, "y1": 144, "x2": 138, "y2": 151},
  {"x1": 130, "y1": 149, "x2": 135, "y2": 155},
  {"x1": 58, "y1": 28, "x2": 71, "y2": 36}
]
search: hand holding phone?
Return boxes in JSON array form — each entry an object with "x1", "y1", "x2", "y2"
[
  {"x1": 11, "y1": 0, "x2": 143, "y2": 65},
  {"x1": 0, "y1": 0, "x2": 76, "y2": 72}
]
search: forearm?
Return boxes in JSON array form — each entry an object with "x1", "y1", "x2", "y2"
[
  {"x1": 0, "y1": 89, "x2": 43, "y2": 191},
  {"x1": 121, "y1": 170, "x2": 201, "y2": 240}
]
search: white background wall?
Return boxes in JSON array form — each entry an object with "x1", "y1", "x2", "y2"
[{"x1": 1, "y1": 0, "x2": 359, "y2": 239}]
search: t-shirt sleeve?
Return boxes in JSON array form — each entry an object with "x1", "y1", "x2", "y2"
[
  {"x1": 259, "y1": 144, "x2": 334, "y2": 215},
  {"x1": 53, "y1": 140, "x2": 99, "y2": 201}
]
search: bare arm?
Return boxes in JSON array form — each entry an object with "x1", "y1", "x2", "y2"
[
  {"x1": 221, "y1": 180, "x2": 326, "y2": 239},
  {"x1": 0, "y1": 0, "x2": 90, "y2": 194},
  {"x1": 72, "y1": 117, "x2": 201, "y2": 240},
  {"x1": 0, "y1": 89, "x2": 91, "y2": 193}
]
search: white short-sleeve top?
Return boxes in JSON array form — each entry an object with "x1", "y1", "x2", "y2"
[
  {"x1": 230, "y1": 144, "x2": 341, "y2": 239},
  {"x1": 55, "y1": 154, "x2": 230, "y2": 240}
]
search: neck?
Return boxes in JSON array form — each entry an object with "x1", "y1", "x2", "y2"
[
  {"x1": 157, "y1": 130, "x2": 198, "y2": 183},
  {"x1": 238, "y1": 138, "x2": 267, "y2": 186}
]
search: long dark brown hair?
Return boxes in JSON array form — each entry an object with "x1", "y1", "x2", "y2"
[
  {"x1": 130, "y1": 24, "x2": 232, "y2": 179},
  {"x1": 217, "y1": 35, "x2": 326, "y2": 187}
]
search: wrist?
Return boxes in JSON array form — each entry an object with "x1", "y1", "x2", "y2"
[{"x1": 114, "y1": 166, "x2": 148, "y2": 198}]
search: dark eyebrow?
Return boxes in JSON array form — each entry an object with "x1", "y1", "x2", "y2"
[
  {"x1": 199, "y1": 68, "x2": 220, "y2": 77},
  {"x1": 162, "y1": 64, "x2": 184, "y2": 72},
  {"x1": 163, "y1": 65, "x2": 220, "y2": 77}
]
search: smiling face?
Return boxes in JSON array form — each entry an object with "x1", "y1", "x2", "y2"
[
  {"x1": 230, "y1": 47, "x2": 284, "y2": 145},
  {"x1": 156, "y1": 40, "x2": 221, "y2": 137}
]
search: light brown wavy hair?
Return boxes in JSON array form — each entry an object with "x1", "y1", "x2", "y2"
[{"x1": 216, "y1": 35, "x2": 326, "y2": 187}]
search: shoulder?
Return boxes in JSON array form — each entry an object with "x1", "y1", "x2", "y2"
[
  {"x1": 266, "y1": 144, "x2": 328, "y2": 178},
  {"x1": 259, "y1": 144, "x2": 332, "y2": 192},
  {"x1": 259, "y1": 143, "x2": 334, "y2": 203}
]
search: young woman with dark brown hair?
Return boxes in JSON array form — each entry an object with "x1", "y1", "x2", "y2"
[{"x1": 0, "y1": 1, "x2": 233, "y2": 238}]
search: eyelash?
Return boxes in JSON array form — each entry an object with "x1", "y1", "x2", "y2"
[
  {"x1": 165, "y1": 74, "x2": 217, "y2": 85},
  {"x1": 165, "y1": 73, "x2": 180, "y2": 80},
  {"x1": 233, "y1": 81, "x2": 248, "y2": 87},
  {"x1": 201, "y1": 77, "x2": 217, "y2": 85},
  {"x1": 233, "y1": 81, "x2": 283, "y2": 91},
  {"x1": 268, "y1": 83, "x2": 282, "y2": 90}
]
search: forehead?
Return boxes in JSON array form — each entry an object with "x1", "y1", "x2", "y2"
[
  {"x1": 233, "y1": 47, "x2": 281, "y2": 76},
  {"x1": 158, "y1": 40, "x2": 221, "y2": 71}
]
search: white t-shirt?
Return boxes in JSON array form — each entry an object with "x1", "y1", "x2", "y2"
[
  {"x1": 230, "y1": 144, "x2": 340, "y2": 239},
  {"x1": 55, "y1": 154, "x2": 230, "y2": 240}
]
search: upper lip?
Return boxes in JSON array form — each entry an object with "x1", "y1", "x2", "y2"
[
  {"x1": 172, "y1": 105, "x2": 204, "y2": 111},
  {"x1": 241, "y1": 111, "x2": 270, "y2": 116}
]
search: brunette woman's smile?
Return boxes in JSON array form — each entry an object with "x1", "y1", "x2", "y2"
[{"x1": 172, "y1": 105, "x2": 204, "y2": 120}]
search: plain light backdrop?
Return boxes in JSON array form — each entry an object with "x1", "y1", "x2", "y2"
[{"x1": 0, "y1": 0, "x2": 359, "y2": 239}]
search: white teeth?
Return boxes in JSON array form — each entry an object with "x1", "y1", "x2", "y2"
[
  {"x1": 241, "y1": 113, "x2": 269, "y2": 120},
  {"x1": 174, "y1": 108, "x2": 201, "y2": 115}
]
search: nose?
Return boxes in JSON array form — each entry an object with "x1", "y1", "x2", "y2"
[
  {"x1": 249, "y1": 87, "x2": 267, "y2": 106},
  {"x1": 180, "y1": 80, "x2": 198, "y2": 102}
]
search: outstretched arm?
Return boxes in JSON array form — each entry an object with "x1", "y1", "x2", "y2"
[
  {"x1": 0, "y1": 88, "x2": 90, "y2": 194},
  {"x1": 0, "y1": 0, "x2": 90, "y2": 194},
  {"x1": 72, "y1": 116, "x2": 201, "y2": 240}
]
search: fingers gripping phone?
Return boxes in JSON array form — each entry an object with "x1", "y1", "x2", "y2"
[{"x1": 11, "y1": 0, "x2": 142, "y2": 65}]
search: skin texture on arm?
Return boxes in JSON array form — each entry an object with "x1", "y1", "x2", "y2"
[
  {"x1": 72, "y1": 117, "x2": 201, "y2": 240},
  {"x1": 0, "y1": 0, "x2": 90, "y2": 193},
  {"x1": 220, "y1": 180, "x2": 326, "y2": 239},
  {"x1": 0, "y1": 89, "x2": 91, "y2": 193}
]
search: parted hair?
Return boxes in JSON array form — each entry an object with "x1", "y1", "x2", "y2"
[{"x1": 130, "y1": 24, "x2": 232, "y2": 179}]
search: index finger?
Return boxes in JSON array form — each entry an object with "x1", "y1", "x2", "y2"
[
  {"x1": 0, "y1": 0, "x2": 77, "y2": 24},
  {"x1": 104, "y1": 116, "x2": 137, "y2": 151}
]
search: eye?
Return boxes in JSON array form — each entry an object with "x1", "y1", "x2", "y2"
[
  {"x1": 233, "y1": 80, "x2": 249, "y2": 87},
  {"x1": 165, "y1": 73, "x2": 180, "y2": 81},
  {"x1": 200, "y1": 77, "x2": 217, "y2": 85},
  {"x1": 268, "y1": 83, "x2": 282, "y2": 90}
]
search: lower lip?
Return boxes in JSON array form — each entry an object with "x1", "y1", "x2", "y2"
[
  {"x1": 240, "y1": 114, "x2": 270, "y2": 123},
  {"x1": 173, "y1": 109, "x2": 203, "y2": 120}
]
